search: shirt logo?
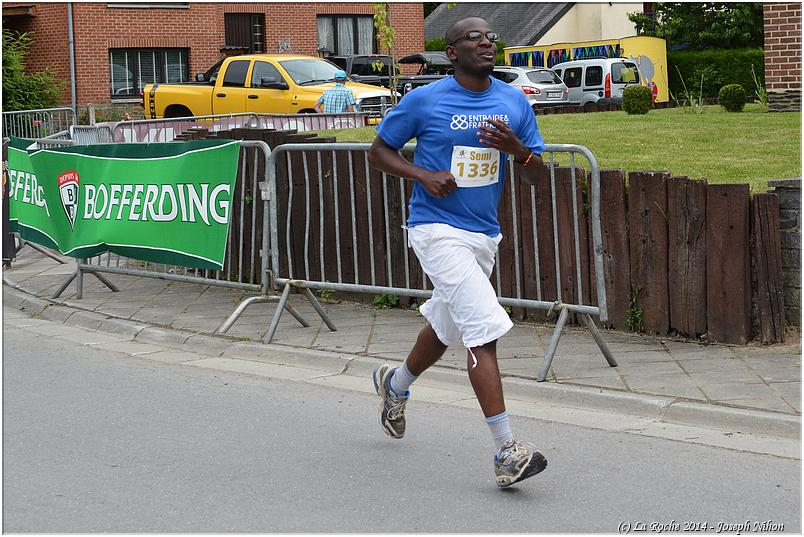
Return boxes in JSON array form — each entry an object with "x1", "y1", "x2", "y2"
[
  {"x1": 450, "y1": 113, "x2": 510, "y2": 130},
  {"x1": 450, "y1": 114, "x2": 470, "y2": 130}
]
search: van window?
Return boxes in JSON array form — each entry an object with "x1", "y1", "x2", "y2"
[
  {"x1": 585, "y1": 66, "x2": 603, "y2": 87},
  {"x1": 222, "y1": 60, "x2": 250, "y2": 87},
  {"x1": 492, "y1": 71, "x2": 519, "y2": 83},
  {"x1": 612, "y1": 62, "x2": 640, "y2": 84},
  {"x1": 563, "y1": 67, "x2": 582, "y2": 88},
  {"x1": 553, "y1": 68, "x2": 562, "y2": 78}
]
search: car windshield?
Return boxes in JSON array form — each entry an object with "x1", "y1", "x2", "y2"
[
  {"x1": 279, "y1": 59, "x2": 345, "y2": 86},
  {"x1": 612, "y1": 62, "x2": 640, "y2": 84},
  {"x1": 526, "y1": 70, "x2": 562, "y2": 84}
]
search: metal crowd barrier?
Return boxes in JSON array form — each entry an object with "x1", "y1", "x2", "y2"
[
  {"x1": 2, "y1": 107, "x2": 76, "y2": 139},
  {"x1": 51, "y1": 139, "x2": 316, "y2": 332},
  {"x1": 69, "y1": 124, "x2": 114, "y2": 144},
  {"x1": 222, "y1": 142, "x2": 615, "y2": 381},
  {"x1": 111, "y1": 112, "x2": 370, "y2": 143}
]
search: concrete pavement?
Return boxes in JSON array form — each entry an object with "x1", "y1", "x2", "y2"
[{"x1": 3, "y1": 247, "x2": 801, "y2": 445}]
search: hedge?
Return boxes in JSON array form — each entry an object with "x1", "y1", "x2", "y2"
[{"x1": 667, "y1": 48, "x2": 764, "y2": 100}]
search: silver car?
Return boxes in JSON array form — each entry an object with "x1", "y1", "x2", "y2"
[{"x1": 492, "y1": 66, "x2": 569, "y2": 108}]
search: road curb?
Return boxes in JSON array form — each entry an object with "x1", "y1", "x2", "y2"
[{"x1": 4, "y1": 281, "x2": 800, "y2": 440}]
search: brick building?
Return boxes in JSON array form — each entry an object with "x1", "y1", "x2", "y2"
[
  {"x1": 2, "y1": 2, "x2": 425, "y2": 106},
  {"x1": 763, "y1": 2, "x2": 802, "y2": 112}
]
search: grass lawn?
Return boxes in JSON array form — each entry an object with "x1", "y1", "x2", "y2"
[{"x1": 315, "y1": 103, "x2": 801, "y2": 192}]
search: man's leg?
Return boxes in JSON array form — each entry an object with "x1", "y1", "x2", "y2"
[
  {"x1": 405, "y1": 323, "x2": 448, "y2": 375},
  {"x1": 466, "y1": 340, "x2": 505, "y2": 417}
]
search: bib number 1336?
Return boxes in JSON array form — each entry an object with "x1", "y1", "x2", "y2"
[{"x1": 450, "y1": 145, "x2": 501, "y2": 188}]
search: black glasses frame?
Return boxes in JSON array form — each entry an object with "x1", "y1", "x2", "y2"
[{"x1": 447, "y1": 31, "x2": 499, "y2": 46}]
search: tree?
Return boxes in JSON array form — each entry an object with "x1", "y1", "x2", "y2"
[
  {"x1": 423, "y1": 2, "x2": 441, "y2": 18},
  {"x1": 627, "y1": 3, "x2": 764, "y2": 50},
  {"x1": 2, "y1": 30, "x2": 63, "y2": 111},
  {"x1": 373, "y1": 3, "x2": 400, "y2": 105}
]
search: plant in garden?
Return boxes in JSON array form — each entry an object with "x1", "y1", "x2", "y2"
[
  {"x1": 372, "y1": 294, "x2": 399, "y2": 309},
  {"x1": 2, "y1": 30, "x2": 63, "y2": 111},
  {"x1": 317, "y1": 288, "x2": 335, "y2": 300},
  {"x1": 674, "y1": 66, "x2": 706, "y2": 115},
  {"x1": 622, "y1": 85, "x2": 653, "y2": 115},
  {"x1": 751, "y1": 64, "x2": 768, "y2": 108},
  {"x1": 718, "y1": 84, "x2": 746, "y2": 112}
]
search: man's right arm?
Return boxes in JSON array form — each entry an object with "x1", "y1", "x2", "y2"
[{"x1": 368, "y1": 137, "x2": 457, "y2": 198}]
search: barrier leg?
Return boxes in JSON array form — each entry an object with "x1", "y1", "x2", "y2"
[
  {"x1": 84, "y1": 269, "x2": 120, "y2": 293},
  {"x1": 283, "y1": 301, "x2": 311, "y2": 328},
  {"x1": 581, "y1": 313, "x2": 617, "y2": 367},
  {"x1": 538, "y1": 306, "x2": 570, "y2": 382},
  {"x1": 216, "y1": 295, "x2": 273, "y2": 334},
  {"x1": 264, "y1": 282, "x2": 292, "y2": 343},
  {"x1": 24, "y1": 241, "x2": 67, "y2": 264},
  {"x1": 52, "y1": 271, "x2": 78, "y2": 299},
  {"x1": 301, "y1": 287, "x2": 337, "y2": 332}
]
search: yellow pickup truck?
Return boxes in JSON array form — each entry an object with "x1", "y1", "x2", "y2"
[{"x1": 142, "y1": 54, "x2": 395, "y2": 119}]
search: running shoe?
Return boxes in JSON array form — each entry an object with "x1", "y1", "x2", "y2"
[
  {"x1": 494, "y1": 439, "x2": 548, "y2": 487},
  {"x1": 372, "y1": 364, "x2": 408, "y2": 439}
]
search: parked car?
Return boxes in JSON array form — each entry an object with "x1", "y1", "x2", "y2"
[
  {"x1": 329, "y1": 52, "x2": 448, "y2": 95},
  {"x1": 550, "y1": 58, "x2": 640, "y2": 106},
  {"x1": 142, "y1": 54, "x2": 395, "y2": 120},
  {"x1": 492, "y1": 66, "x2": 569, "y2": 109}
]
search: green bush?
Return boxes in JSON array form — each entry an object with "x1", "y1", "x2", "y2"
[
  {"x1": 2, "y1": 30, "x2": 63, "y2": 111},
  {"x1": 425, "y1": 36, "x2": 507, "y2": 65},
  {"x1": 668, "y1": 48, "x2": 763, "y2": 99},
  {"x1": 718, "y1": 84, "x2": 747, "y2": 112},
  {"x1": 622, "y1": 85, "x2": 653, "y2": 115}
]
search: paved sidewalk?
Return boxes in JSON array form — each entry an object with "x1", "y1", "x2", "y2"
[{"x1": 3, "y1": 248, "x2": 801, "y2": 420}]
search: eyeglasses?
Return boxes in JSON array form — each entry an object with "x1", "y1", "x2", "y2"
[{"x1": 447, "y1": 31, "x2": 499, "y2": 46}]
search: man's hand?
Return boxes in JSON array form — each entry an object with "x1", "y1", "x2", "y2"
[
  {"x1": 477, "y1": 118, "x2": 529, "y2": 163},
  {"x1": 420, "y1": 170, "x2": 458, "y2": 198}
]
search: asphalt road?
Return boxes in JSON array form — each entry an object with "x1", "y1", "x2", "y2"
[{"x1": 3, "y1": 323, "x2": 801, "y2": 533}]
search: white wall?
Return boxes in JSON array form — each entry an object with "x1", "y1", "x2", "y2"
[{"x1": 536, "y1": 3, "x2": 642, "y2": 45}]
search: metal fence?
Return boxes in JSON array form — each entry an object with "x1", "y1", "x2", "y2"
[
  {"x1": 111, "y1": 112, "x2": 369, "y2": 143},
  {"x1": 2, "y1": 107, "x2": 76, "y2": 139},
  {"x1": 220, "y1": 142, "x2": 615, "y2": 381},
  {"x1": 51, "y1": 139, "x2": 317, "y2": 331}
]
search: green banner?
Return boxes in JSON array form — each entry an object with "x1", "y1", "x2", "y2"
[{"x1": 6, "y1": 137, "x2": 241, "y2": 270}]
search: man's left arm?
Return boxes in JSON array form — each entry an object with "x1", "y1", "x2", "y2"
[{"x1": 477, "y1": 118, "x2": 545, "y2": 186}]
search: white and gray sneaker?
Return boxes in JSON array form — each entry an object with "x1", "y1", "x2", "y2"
[
  {"x1": 494, "y1": 439, "x2": 548, "y2": 487},
  {"x1": 372, "y1": 364, "x2": 408, "y2": 439}
]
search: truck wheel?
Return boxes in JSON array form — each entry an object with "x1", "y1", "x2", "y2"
[{"x1": 164, "y1": 105, "x2": 193, "y2": 119}]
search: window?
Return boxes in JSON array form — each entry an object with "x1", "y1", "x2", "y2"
[
  {"x1": 278, "y1": 58, "x2": 342, "y2": 85},
  {"x1": 351, "y1": 56, "x2": 393, "y2": 76},
  {"x1": 585, "y1": 66, "x2": 603, "y2": 87},
  {"x1": 612, "y1": 62, "x2": 640, "y2": 84},
  {"x1": 563, "y1": 67, "x2": 582, "y2": 88},
  {"x1": 109, "y1": 48, "x2": 189, "y2": 98},
  {"x1": 222, "y1": 60, "x2": 250, "y2": 87},
  {"x1": 224, "y1": 13, "x2": 265, "y2": 54},
  {"x1": 251, "y1": 61, "x2": 285, "y2": 87},
  {"x1": 526, "y1": 70, "x2": 562, "y2": 84},
  {"x1": 317, "y1": 15, "x2": 375, "y2": 55},
  {"x1": 492, "y1": 71, "x2": 518, "y2": 84},
  {"x1": 553, "y1": 68, "x2": 562, "y2": 78}
]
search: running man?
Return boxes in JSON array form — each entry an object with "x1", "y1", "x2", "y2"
[
  {"x1": 367, "y1": 17, "x2": 549, "y2": 488},
  {"x1": 314, "y1": 69, "x2": 356, "y2": 113}
]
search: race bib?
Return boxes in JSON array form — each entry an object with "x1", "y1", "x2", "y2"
[{"x1": 450, "y1": 146, "x2": 501, "y2": 188}]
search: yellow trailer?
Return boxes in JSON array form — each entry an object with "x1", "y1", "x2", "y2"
[{"x1": 504, "y1": 36, "x2": 669, "y2": 103}]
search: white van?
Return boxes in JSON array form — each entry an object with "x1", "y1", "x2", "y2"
[{"x1": 551, "y1": 58, "x2": 641, "y2": 107}]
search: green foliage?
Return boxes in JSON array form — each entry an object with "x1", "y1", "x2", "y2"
[
  {"x1": 622, "y1": 85, "x2": 653, "y2": 115},
  {"x1": 2, "y1": 30, "x2": 63, "y2": 111},
  {"x1": 627, "y1": 3, "x2": 764, "y2": 50},
  {"x1": 423, "y1": 2, "x2": 441, "y2": 18},
  {"x1": 718, "y1": 84, "x2": 746, "y2": 112},
  {"x1": 317, "y1": 288, "x2": 335, "y2": 300},
  {"x1": 668, "y1": 48, "x2": 763, "y2": 99},
  {"x1": 751, "y1": 64, "x2": 768, "y2": 108},
  {"x1": 373, "y1": 3, "x2": 399, "y2": 105},
  {"x1": 671, "y1": 65, "x2": 706, "y2": 115},
  {"x1": 372, "y1": 294, "x2": 399, "y2": 309},
  {"x1": 626, "y1": 284, "x2": 644, "y2": 332}
]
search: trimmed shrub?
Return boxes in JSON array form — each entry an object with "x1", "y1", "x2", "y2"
[
  {"x1": 718, "y1": 84, "x2": 747, "y2": 112},
  {"x1": 668, "y1": 48, "x2": 763, "y2": 100},
  {"x1": 622, "y1": 85, "x2": 653, "y2": 115}
]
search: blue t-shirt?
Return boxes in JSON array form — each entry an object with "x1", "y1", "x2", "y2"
[{"x1": 376, "y1": 75, "x2": 545, "y2": 237}]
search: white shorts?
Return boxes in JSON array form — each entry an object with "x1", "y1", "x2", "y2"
[{"x1": 407, "y1": 223, "x2": 513, "y2": 349}]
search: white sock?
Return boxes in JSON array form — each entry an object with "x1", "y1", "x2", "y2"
[
  {"x1": 485, "y1": 411, "x2": 513, "y2": 453},
  {"x1": 389, "y1": 361, "x2": 417, "y2": 397}
]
